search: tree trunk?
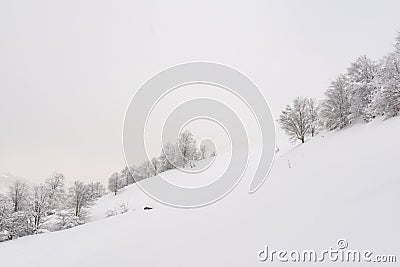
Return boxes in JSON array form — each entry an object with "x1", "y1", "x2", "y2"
[{"x1": 75, "y1": 201, "x2": 79, "y2": 216}]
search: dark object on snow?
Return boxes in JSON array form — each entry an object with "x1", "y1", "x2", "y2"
[{"x1": 143, "y1": 206, "x2": 153, "y2": 210}]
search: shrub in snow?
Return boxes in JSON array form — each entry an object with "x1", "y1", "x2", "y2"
[
  {"x1": 54, "y1": 210, "x2": 84, "y2": 230},
  {"x1": 105, "y1": 209, "x2": 118, "y2": 218},
  {"x1": 105, "y1": 201, "x2": 130, "y2": 218},
  {"x1": 5, "y1": 211, "x2": 35, "y2": 239}
]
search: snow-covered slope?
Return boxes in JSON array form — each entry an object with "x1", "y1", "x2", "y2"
[{"x1": 1, "y1": 118, "x2": 399, "y2": 266}]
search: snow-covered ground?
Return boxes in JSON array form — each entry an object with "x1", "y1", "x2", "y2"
[{"x1": 1, "y1": 118, "x2": 399, "y2": 266}]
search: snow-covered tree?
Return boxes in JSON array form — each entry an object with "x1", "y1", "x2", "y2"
[
  {"x1": 121, "y1": 166, "x2": 135, "y2": 186},
  {"x1": 108, "y1": 172, "x2": 124, "y2": 195},
  {"x1": 5, "y1": 211, "x2": 34, "y2": 239},
  {"x1": 1, "y1": 176, "x2": 104, "y2": 240},
  {"x1": 86, "y1": 181, "x2": 106, "y2": 200},
  {"x1": 108, "y1": 131, "x2": 205, "y2": 185},
  {"x1": 306, "y1": 98, "x2": 319, "y2": 137},
  {"x1": 68, "y1": 181, "x2": 91, "y2": 217},
  {"x1": 129, "y1": 165, "x2": 146, "y2": 183},
  {"x1": 135, "y1": 162, "x2": 147, "y2": 180},
  {"x1": 370, "y1": 52, "x2": 400, "y2": 118},
  {"x1": 150, "y1": 157, "x2": 161, "y2": 176},
  {"x1": 4, "y1": 182, "x2": 51, "y2": 239},
  {"x1": 30, "y1": 184, "x2": 51, "y2": 231},
  {"x1": 193, "y1": 148, "x2": 201, "y2": 161},
  {"x1": 279, "y1": 97, "x2": 312, "y2": 143},
  {"x1": 320, "y1": 75, "x2": 352, "y2": 130},
  {"x1": 347, "y1": 55, "x2": 378, "y2": 121},
  {"x1": 0, "y1": 194, "x2": 13, "y2": 240},
  {"x1": 178, "y1": 130, "x2": 197, "y2": 168},
  {"x1": 7, "y1": 180, "x2": 29, "y2": 212},
  {"x1": 173, "y1": 143, "x2": 184, "y2": 167},
  {"x1": 395, "y1": 31, "x2": 400, "y2": 54},
  {"x1": 0, "y1": 194, "x2": 12, "y2": 221},
  {"x1": 370, "y1": 32, "x2": 400, "y2": 118},
  {"x1": 159, "y1": 142, "x2": 178, "y2": 172},
  {"x1": 45, "y1": 172, "x2": 66, "y2": 211}
]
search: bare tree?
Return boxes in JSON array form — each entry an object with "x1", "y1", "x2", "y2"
[
  {"x1": 31, "y1": 184, "x2": 50, "y2": 231},
  {"x1": 279, "y1": 97, "x2": 312, "y2": 143},
  {"x1": 151, "y1": 157, "x2": 161, "y2": 176},
  {"x1": 68, "y1": 181, "x2": 90, "y2": 217},
  {"x1": 86, "y1": 181, "x2": 106, "y2": 200},
  {"x1": 120, "y1": 166, "x2": 134, "y2": 186},
  {"x1": 307, "y1": 98, "x2": 319, "y2": 137},
  {"x1": 8, "y1": 180, "x2": 29, "y2": 212},
  {"x1": 108, "y1": 172, "x2": 124, "y2": 196}
]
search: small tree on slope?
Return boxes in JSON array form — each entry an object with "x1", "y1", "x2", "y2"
[
  {"x1": 279, "y1": 97, "x2": 312, "y2": 143},
  {"x1": 68, "y1": 181, "x2": 91, "y2": 217},
  {"x1": 108, "y1": 172, "x2": 124, "y2": 196}
]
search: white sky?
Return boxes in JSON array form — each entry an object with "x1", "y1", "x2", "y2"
[{"x1": 1, "y1": 0, "x2": 399, "y2": 183}]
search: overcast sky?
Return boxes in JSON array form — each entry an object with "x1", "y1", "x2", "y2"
[{"x1": 1, "y1": 0, "x2": 399, "y2": 184}]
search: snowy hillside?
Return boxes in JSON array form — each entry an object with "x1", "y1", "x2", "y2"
[
  {"x1": 1, "y1": 118, "x2": 399, "y2": 266},
  {"x1": 88, "y1": 156, "x2": 221, "y2": 222}
]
